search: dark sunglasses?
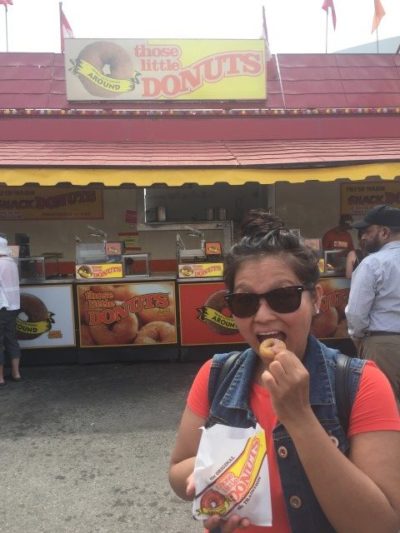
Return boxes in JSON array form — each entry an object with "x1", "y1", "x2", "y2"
[{"x1": 225, "y1": 285, "x2": 313, "y2": 318}]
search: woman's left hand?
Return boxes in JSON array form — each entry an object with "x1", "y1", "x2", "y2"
[
  {"x1": 261, "y1": 347, "x2": 313, "y2": 425},
  {"x1": 203, "y1": 513, "x2": 251, "y2": 532}
]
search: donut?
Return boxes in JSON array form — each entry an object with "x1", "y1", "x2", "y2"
[
  {"x1": 16, "y1": 293, "x2": 52, "y2": 340},
  {"x1": 77, "y1": 264, "x2": 92, "y2": 278},
  {"x1": 80, "y1": 324, "x2": 95, "y2": 346},
  {"x1": 200, "y1": 290, "x2": 237, "y2": 336},
  {"x1": 89, "y1": 313, "x2": 139, "y2": 346},
  {"x1": 259, "y1": 338, "x2": 287, "y2": 363},
  {"x1": 75, "y1": 41, "x2": 136, "y2": 98},
  {"x1": 200, "y1": 489, "x2": 229, "y2": 516},
  {"x1": 134, "y1": 321, "x2": 176, "y2": 345}
]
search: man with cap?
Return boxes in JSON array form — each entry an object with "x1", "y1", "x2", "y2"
[
  {"x1": 0, "y1": 236, "x2": 22, "y2": 385},
  {"x1": 345, "y1": 204, "x2": 400, "y2": 400}
]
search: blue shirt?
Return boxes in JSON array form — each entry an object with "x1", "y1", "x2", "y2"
[{"x1": 345, "y1": 240, "x2": 400, "y2": 338}]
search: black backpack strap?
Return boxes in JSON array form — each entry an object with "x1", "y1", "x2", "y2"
[{"x1": 335, "y1": 353, "x2": 353, "y2": 434}]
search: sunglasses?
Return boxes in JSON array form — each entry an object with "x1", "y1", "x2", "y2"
[{"x1": 225, "y1": 285, "x2": 313, "y2": 318}]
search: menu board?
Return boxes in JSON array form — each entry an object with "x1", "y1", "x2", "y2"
[{"x1": 77, "y1": 281, "x2": 177, "y2": 347}]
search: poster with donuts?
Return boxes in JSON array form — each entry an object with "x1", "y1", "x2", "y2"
[
  {"x1": 77, "y1": 282, "x2": 177, "y2": 347},
  {"x1": 64, "y1": 39, "x2": 266, "y2": 101},
  {"x1": 16, "y1": 285, "x2": 76, "y2": 349},
  {"x1": 178, "y1": 282, "x2": 244, "y2": 346},
  {"x1": 310, "y1": 278, "x2": 351, "y2": 339}
]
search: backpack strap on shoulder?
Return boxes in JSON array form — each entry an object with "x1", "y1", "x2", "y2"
[{"x1": 335, "y1": 353, "x2": 352, "y2": 434}]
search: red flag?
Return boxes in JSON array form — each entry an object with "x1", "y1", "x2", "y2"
[
  {"x1": 0, "y1": 0, "x2": 13, "y2": 5},
  {"x1": 261, "y1": 5, "x2": 272, "y2": 62},
  {"x1": 60, "y1": 2, "x2": 74, "y2": 53},
  {"x1": 322, "y1": 0, "x2": 337, "y2": 30},
  {"x1": 371, "y1": 0, "x2": 385, "y2": 33}
]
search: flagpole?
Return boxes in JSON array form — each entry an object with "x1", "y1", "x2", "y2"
[
  {"x1": 4, "y1": 4, "x2": 9, "y2": 52},
  {"x1": 376, "y1": 27, "x2": 380, "y2": 53},
  {"x1": 59, "y1": 1, "x2": 63, "y2": 53},
  {"x1": 325, "y1": 10, "x2": 328, "y2": 53}
]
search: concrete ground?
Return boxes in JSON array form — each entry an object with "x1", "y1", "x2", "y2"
[{"x1": 0, "y1": 361, "x2": 206, "y2": 533}]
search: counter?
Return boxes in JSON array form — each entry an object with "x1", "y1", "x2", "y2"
[{"x1": 17, "y1": 274, "x2": 353, "y2": 364}]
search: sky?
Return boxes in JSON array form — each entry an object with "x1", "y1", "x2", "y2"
[{"x1": 0, "y1": 0, "x2": 399, "y2": 54}]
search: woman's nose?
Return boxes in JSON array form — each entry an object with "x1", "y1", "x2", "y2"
[{"x1": 254, "y1": 297, "x2": 275, "y2": 319}]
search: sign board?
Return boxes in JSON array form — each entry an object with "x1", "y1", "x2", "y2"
[
  {"x1": 341, "y1": 181, "x2": 400, "y2": 217},
  {"x1": 65, "y1": 39, "x2": 266, "y2": 101},
  {"x1": 17, "y1": 285, "x2": 76, "y2": 348},
  {"x1": 0, "y1": 187, "x2": 103, "y2": 221},
  {"x1": 77, "y1": 281, "x2": 177, "y2": 347}
]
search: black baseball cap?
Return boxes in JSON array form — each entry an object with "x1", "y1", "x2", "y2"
[{"x1": 352, "y1": 204, "x2": 400, "y2": 229}]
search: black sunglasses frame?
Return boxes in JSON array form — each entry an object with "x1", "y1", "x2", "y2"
[{"x1": 225, "y1": 285, "x2": 313, "y2": 318}]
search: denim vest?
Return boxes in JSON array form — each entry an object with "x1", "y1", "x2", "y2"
[{"x1": 207, "y1": 335, "x2": 365, "y2": 533}]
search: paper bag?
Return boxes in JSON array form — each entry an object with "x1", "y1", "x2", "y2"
[{"x1": 192, "y1": 423, "x2": 272, "y2": 526}]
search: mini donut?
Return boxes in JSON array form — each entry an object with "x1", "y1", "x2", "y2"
[
  {"x1": 77, "y1": 265, "x2": 92, "y2": 278},
  {"x1": 134, "y1": 321, "x2": 176, "y2": 345},
  {"x1": 89, "y1": 313, "x2": 139, "y2": 346},
  {"x1": 202, "y1": 290, "x2": 235, "y2": 336},
  {"x1": 80, "y1": 324, "x2": 95, "y2": 346},
  {"x1": 76, "y1": 41, "x2": 135, "y2": 98},
  {"x1": 259, "y1": 338, "x2": 287, "y2": 362},
  {"x1": 16, "y1": 293, "x2": 51, "y2": 340}
]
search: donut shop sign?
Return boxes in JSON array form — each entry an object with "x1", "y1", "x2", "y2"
[{"x1": 64, "y1": 39, "x2": 266, "y2": 101}]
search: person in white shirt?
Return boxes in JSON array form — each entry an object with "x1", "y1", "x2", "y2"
[
  {"x1": 345, "y1": 204, "x2": 400, "y2": 400},
  {"x1": 0, "y1": 237, "x2": 22, "y2": 385}
]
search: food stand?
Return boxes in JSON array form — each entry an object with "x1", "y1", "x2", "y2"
[{"x1": 1, "y1": 46, "x2": 400, "y2": 363}]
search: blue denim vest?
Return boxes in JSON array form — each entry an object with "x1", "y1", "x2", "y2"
[{"x1": 207, "y1": 335, "x2": 365, "y2": 533}]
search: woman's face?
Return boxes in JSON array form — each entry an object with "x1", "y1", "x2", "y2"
[{"x1": 232, "y1": 255, "x2": 322, "y2": 359}]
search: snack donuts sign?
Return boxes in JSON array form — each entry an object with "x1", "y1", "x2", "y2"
[{"x1": 65, "y1": 39, "x2": 266, "y2": 101}]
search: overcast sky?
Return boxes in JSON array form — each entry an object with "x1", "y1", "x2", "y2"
[{"x1": 0, "y1": 0, "x2": 399, "y2": 54}]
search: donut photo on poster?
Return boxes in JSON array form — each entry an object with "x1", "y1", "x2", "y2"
[
  {"x1": 179, "y1": 282, "x2": 244, "y2": 346},
  {"x1": 16, "y1": 285, "x2": 76, "y2": 349},
  {"x1": 310, "y1": 278, "x2": 351, "y2": 339},
  {"x1": 77, "y1": 282, "x2": 177, "y2": 347}
]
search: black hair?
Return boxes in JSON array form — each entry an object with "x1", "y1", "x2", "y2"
[{"x1": 224, "y1": 209, "x2": 320, "y2": 292}]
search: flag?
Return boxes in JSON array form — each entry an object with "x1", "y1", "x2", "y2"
[
  {"x1": 0, "y1": 0, "x2": 13, "y2": 5},
  {"x1": 60, "y1": 2, "x2": 74, "y2": 53},
  {"x1": 371, "y1": 0, "x2": 385, "y2": 33},
  {"x1": 261, "y1": 5, "x2": 272, "y2": 62},
  {"x1": 322, "y1": 0, "x2": 337, "y2": 30}
]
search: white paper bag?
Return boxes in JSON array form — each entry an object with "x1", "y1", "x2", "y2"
[{"x1": 192, "y1": 423, "x2": 272, "y2": 527}]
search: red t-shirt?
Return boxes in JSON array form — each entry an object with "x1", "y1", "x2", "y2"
[
  {"x1": 322, "y1": 228, "x2": 354, "y2": 251},
  {"x1": 187, "y1": 360, "x2": 400, "y2": 533}
]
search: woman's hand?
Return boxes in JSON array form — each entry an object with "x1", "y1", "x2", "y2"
[
  {"x1": 261, "y1": 347, "x2": 313, "y2": 426},
  {"x1": 203, "y1": 513, "x2": 251, "y2": 532}
]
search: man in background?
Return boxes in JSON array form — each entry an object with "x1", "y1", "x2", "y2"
[
  {"x1": 0, "y1": 237, "x2": 22, "y2": 385},
  {"x1": 322, "y1": 214, "x2": 354, "y2": 251},
  {"x1": 345, "y1": 204, "x2": 400, "y2": 400}
]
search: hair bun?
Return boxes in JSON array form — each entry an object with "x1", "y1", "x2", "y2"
[{"x1": 240, "y1": 209, "x2": 285, "y2": 238}]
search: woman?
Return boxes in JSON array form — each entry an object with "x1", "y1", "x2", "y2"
[
  {"x1": 169, "y1": 210, "x2": 400, "y2": 533},
  {"x1": 345, "y1": 229, "x2": 367, "y2": 279}
]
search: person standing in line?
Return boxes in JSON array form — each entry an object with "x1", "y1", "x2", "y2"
[
  {"x1": 0, "y1": 237, "x2": 22, "y2": 385},
  {"x1": 346, "y1": 204, "x2": 400, "y2": 400}
]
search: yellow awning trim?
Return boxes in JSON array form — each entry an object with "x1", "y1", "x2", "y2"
[{"x1": 1, "y1": 162, "x2": 399, "y2": 187}]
